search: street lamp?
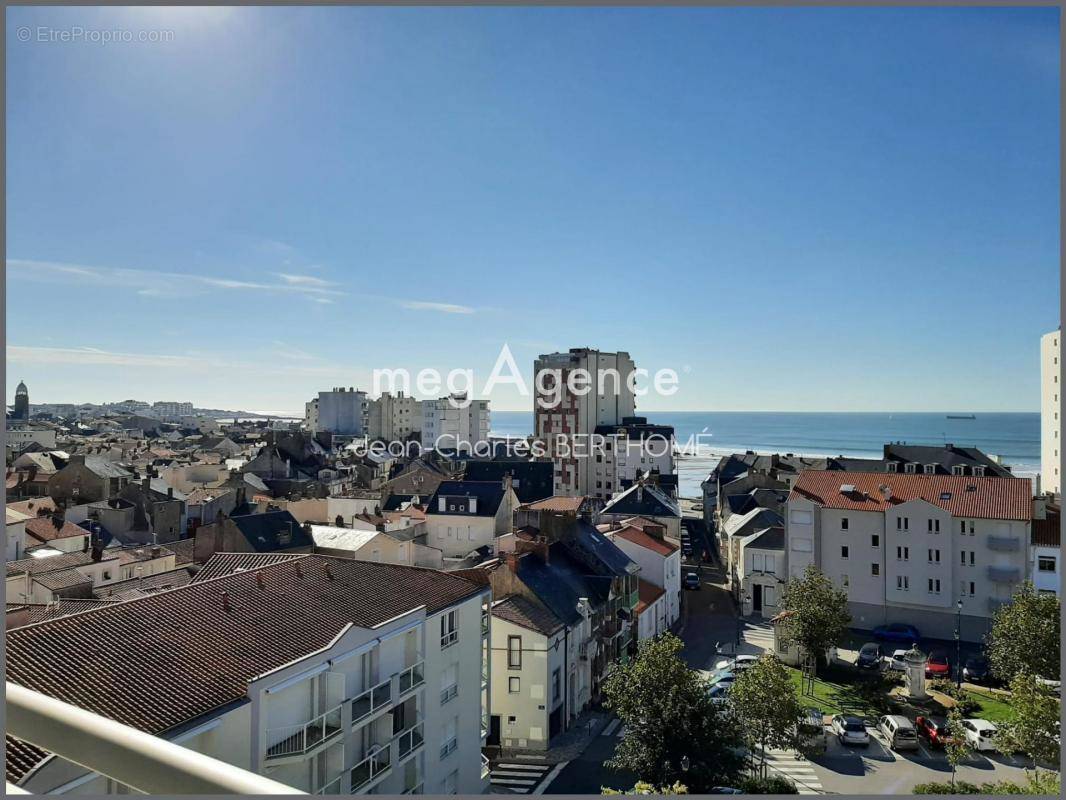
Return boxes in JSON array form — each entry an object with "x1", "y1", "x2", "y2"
[
  {"x1": 955, "y1": 599, "x2": 963, "y2": 689},
  {"x1": 735, "y1": 592, "x2": 750, "y2": 654}
]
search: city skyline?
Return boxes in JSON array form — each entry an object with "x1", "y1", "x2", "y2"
[{"x1": 6, "y1": 6, "x2": 1060, "y2": 414}]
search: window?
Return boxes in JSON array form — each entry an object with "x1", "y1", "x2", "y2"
[
  {"x1": 871, "y1": 563, "x2": 880, "y2": 576},
  {"x1": 440, "y1": 664, "x2": 459, "y2": 704},
  {"x1": 952, "y1": 465, "x2": 965, "y2": 476},
  {"x1": 887, "y1": 462, "x2": 898, "y2": 473},
  {"x1": 927, "y1": 548, "x2": 940, "y2": 563},
  {"x1": 507, "y1": 635, "x2": 522, "y2": 669},
  {"x1": 1038, "y1": 556, "x2": 1056, "y2": 572},
  {"x1": 871, "y1": 534, "x2": 879, "y2": 548},
  {"x1": 923, "y1": 464, "x2": 935, "y2": 475},
  {"x1": 905, "y1": 463, "x2": 917, "y2": 474},
  {"x1": 841, "y1": 517, "x2": 849, "y2": 531},
  {"x1": 440, "y1": 717, "x2": 458, "y2": 760},
  {"x1": 509, "y1": 677, "x2": 521, "y2": 693},
  {"x1": 440, "y1": 610, "x2": 458, "y2": 649},
  {"x1": 969, "y1": 581, "x2": 976, "y2": 596},
  {"x1": 897, "y1": 576, "x2": 909, "y2": 590},
  {"x1": 841, "y1": 574, "x2": 849, "y2": 588},
  {"x1": 841, "y1": 545, "x2": 849, "y2": 559},
  {"x1": 897, "y1": 517, "x2": 909, "y2": 531},
  {"x1": 928, "y1": 578, "x2": 941, "y2": 594},
  {"x1": 927, "y1": 519, "x2": 940, "y2": 533},
  {"x1": 102, "y1": 570, "x2": 112, "y2": 581},
  {"x1": 552, "y1": 669, "x2": 561, "y2": 704}
]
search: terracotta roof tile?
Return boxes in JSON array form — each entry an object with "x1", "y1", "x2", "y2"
[
  {"x1": 5, "y1": 735, "x2": 48, "y2": 783},
  {"x1": 521, "y1": 496, "x2": 585, "y2": 512},
  {"x1": 789, "y1": 471, "x2": 1032, "y2": 522},
  {"x1": 610, "y1": 525, "x2": 679, "y2": 558},
  {"x1": 24, "y1": 516, "x2": 90, "y2": 544},
  {"x1": 1032, "y1": 508, "x2": 1061, "y2": 548}
]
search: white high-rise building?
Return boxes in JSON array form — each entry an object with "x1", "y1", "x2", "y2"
[
  {"x1": 306, "y1": 387, "x2": 368, "y2": 436},
  {"x1": 368, "y1": 392, "x2": 422, "y2": 441},
  {"x1": 533, "y1": 349, "x2": 638, "y2": 497},
  {"x1": 1041, "y1": 329, "x2": 1061, "y2": 496},
  {"x1": 421, "y1": 394, "x2": 490, "y2": 455}
]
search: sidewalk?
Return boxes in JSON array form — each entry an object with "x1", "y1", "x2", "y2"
[{"x1": 496, "y1": 708, "x2": 613, "y2": 765}]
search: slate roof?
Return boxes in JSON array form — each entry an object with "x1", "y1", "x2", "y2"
[
  {"x1": 463, "y1": 461, "x2": 554, "y2": 503},
  {"x1": 225, "y1": 510, "x2": 312, "y2": 552},
  {"x1": 882, "y1": 444, "x2": 1014, "y2": 477},
  {"x1": 741, "y1": 526, "x2": 785, "y2": 552},
  {"x1": 723, "y1": 506, "x2": 784, "y2": 538},
  {"x1": 790, "y1": 471, "x2": 1033, "y2": 521},
  {"x1": 601, "y1": 481, "x2": 680, "y2": 519},
  {"x1": 428, "y1": 481, "x2": 508, "y2": 517},
  {"x1": 492, "y1": 594, "x2": 564, "y2": 636},
  {"x1": 516, "y1": 544, "x2": 612, "y2": 626},
  {"x1": 567, "y1": 520, "x2": 637, "y2": 578},
  {"x1": 6, "y1": 556, "x2": 485, "y2": 740}
]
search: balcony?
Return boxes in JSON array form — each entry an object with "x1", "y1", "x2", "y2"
[
  {"x1": 316, "y1": 775, "x2": 345, "y2": 795},
  {"x1": 987, "y1": 535, "x2": 1021, "y2": 552},
  {"x1": 440, "y1": 683, "x2": 459, "y2": 705},
  {"x1": 395, "y1": 722, "x2": 424, "y2": 760},
  {"x1": 481, "y1": 662, "x2": 489, "y2": 689},
  {"x1": 352, "y1": 678, "x2": 392, "y2": 726},
  {"x1": 403, "y1": 782, "x2": 424, "y2": 795},
  {"x1": 439, "y1": 736, "x2": 458, "y2": 760},
  {"x1": 481, "y1": 753, "x2": 491, "y2": 780},
  {"x1": 265, "y1": 704, "x2": 343, "y2": 761},
  {"x1": 440, "y1": 629, "x2": 458, "y2": 649},
  {"x1": 350, "y1": 748, "x2": 391, "y2": 793},
  {"x1": 398, "y1": 661, "x2": 425, "y2": 697},
  {"x1": 987, "y1": 566, "x2": 1021, "y2": 583}
]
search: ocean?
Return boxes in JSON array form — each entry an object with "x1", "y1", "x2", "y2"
[{"x1": 488, "y1": 411, "x2": 1041, "y2": 499}]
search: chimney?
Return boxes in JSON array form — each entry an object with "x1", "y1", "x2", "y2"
[
  {"x1": 167, "y1": 487, "x2": 173, "y2": 499},
  {"x1": 256, "y1": 570, "x2": 265, "y2": 589},
  {"x1": 150, "y1": 545, "x2": 161, "y2": 558},
  {"x1": 505, "y1": 550, "x2": 521, "y2": 574},
  {"x1": 645, "y1": 523, "x2": 666, "y2": 540},
  {"x1": 294, "y1": 561, "x2": 303, "y2": 578},
  {"x1": 142, "y1": 475, "x2": 151, "y2": 494},
  {"x1": 879, "y1": 484, "x2": 892, "y2": 502},
  {"x1": 324, "y1": 563, "x2": 334, "y2": 580}
]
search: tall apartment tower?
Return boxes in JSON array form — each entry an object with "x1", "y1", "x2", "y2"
[
  {"x1": 368, "y1": 391, "x2": 422, "y2": 441},
  {"x1": 307, "y1": 387, "x2": 368, "y2": 436},
  {"x1": 1041, "y1": 329, "x2": 1061, "y2": 496},
  {"x1": 533, "y1": 349, "x2": 637, "y2": 496}
]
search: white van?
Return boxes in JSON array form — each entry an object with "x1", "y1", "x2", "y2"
[{"x1": 878, "y1": 715, "x2": 919, "y2": 751}]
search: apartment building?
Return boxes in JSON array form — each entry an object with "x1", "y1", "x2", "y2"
[
  {"x1": 1030, "y1": 500, "x2": 1060, "y2": 596},
  {"x1": 306, "y1": 388, "x2": 368, "y2": 436},
  {"x1": 424, "y1": 479, "x2": 520, "y2": 559},
  {"x1": 1042, "y1": 328, "x2": 1061, "y2": 495},
  {"x1": 604, "y1": 521, "x2": 681, "y2": 628},
  {"x1": 421, "y1": 394, "x2": 490, "y2": 455},
  {"x1": 368, "y1": 392, "x2": 422, "y2": 441},
  {"x1": 151, "y1": 401, "x2": 195, "y2": 419},
  {"x1": 533, "y1": 349, "x2": 637, "y2": 496},
  {"x1": 786, "y1": 471, "x2": 1033, "y2": 641},
  {"x1": 7, "y1": 554, "x2": 492, "y2": 795}
]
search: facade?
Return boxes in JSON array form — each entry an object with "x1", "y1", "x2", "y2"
[
  {"x1": 151, "y1": 401, "x2": 195, "y2": 419},
  {"x1": 593, "y1": 417, "x2": 675, "y2": 499},
  {"x1": 786, "y1": 471, "x2": 1033, "y2": 641},
  {"x1": 599, "y1": 478, "x2": 682, "y2": 539},
  {"x1": 307, "y1": 388, "x2": 368, "y2": 436},
  {"x1": 47, "y1": 456, "x2": 133, "y2": 505},
  {"x1": 733, "y1": 526, "x2": 785, "y2": 619},
  {"x1": 424, "y1": 480, "x2": 520, "y2": 559},
  {"x1": 367, "y1": 392, "x2": 422, "y2": 441},
  {"x1": 1030, "y1": 501, "x2": 1060, "y2": 595},
  {"x1": 5, "y1": 424, "x2": 58, "y2": 453},
  {"x1": 421, "y1": 394, "x2": 490, "y2": 455},
  {"x1": 533, "y1": 349, "x2": 637, "y2": 496},
  {"x1": 6, "y1": 508, "x2": 28, "y2": 561},
  {"x1": 7, "y1": 554, "x2": 492, "y2": 795},
  {"x1": 1041, "y1": 328, "x2": 1061, "y2": 495},
  {"x1": 604, "y1": 523, "x2": 681, "y2": 628}
]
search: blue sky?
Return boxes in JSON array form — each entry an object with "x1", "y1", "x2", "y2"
[{"x1": 6, "y1": 6, "x2": 1059, "y2": 414}]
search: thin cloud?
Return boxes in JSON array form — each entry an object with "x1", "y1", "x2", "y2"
[
  {"x1": 278, "y1": 273, "x2": 336, "y2": 288},
  {"x1": 401, "y1": 301, "x2": 476, "y2": 315},
  {"x1": 271, "y1": 341, "x2": 319, "y2": 362}
]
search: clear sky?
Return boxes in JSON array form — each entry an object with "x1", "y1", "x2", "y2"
[{"x1": 6, "y1": 6, "x2": 1059, "y2": 414}]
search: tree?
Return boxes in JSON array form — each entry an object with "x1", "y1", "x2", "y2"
[
  {"x1": 602, "y1": 781, "x2": 688, "y2": 795},
  {"x1": 779, "y1": 566, "x2": 851, "y2": 681},
  {"x1": 985, "y1": 582, "x2": 1060, "y2": 683},
  {"x1": 602, "y1": 633, "x2": 744, "y2": 792},
  {"x1": 943, "y1": 708, "x2": 974, "y2": 791},
  {"x1": 999, "y1": 672, "x2": 1061, "y2": 769},
  {"x1": 728, "y1": 655, "x2": 804, "y2": 778}
]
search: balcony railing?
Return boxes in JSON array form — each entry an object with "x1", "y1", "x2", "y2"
[
  {"x1": 6, "y1": 682, "x2": 302, "y2": 794},
  {"x1": 987, "y1": 565, "x2": 1021, "y2": 583},
  {"x1": 352, "y1": 678, "x2": 392, "y2": 726},
  {"x1": 440, "y1": 629, "x2": 458, "y2": 649},
  {"x1": 350, "y1": 748, "x2": 391, "y2": 793},
  {"x1": 316, "y1": 775, "x2": 344, "y2": 795},
  {"x1": 440, "y1": 683, "x2": 459, "y2": 705},
  {"x1": 439, "y1": 736, "x2": 458, "y2": 760},
  {"x1": 481, "y1": 662, "x2": 489, "y2": 688},
  {"x1": 395, "y1": 722, "x2": 425, "y2": 760},
  {"x1": 987, "y1": 535, "x2": 1021, "y2": 552},
  {"x1": 403, "y1": 782, "x2": 424, "y2": 795},
  {"x1": 265, "y1": 704, "x2": 343, "y2": 760},
  {"x1": 398, "y1": 662, "x2": 425, "y2": 696},
  {"x1": 481, "y1": 753, "x2": 491, "y2": 779}
]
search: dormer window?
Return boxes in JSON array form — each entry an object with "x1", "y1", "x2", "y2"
[
  {"x1": 923, "y1": 464, "x2": 935, "y2": 475},
  {"x1": 887, "y1": 462, "x2": 898, "y2": 473},
  {"x1": 951, "y1": 465, "x2": 965, "y2": 476},
  {"x1": 904, "y1": 463, "x2": 917, "y2": 474},
  {"x1": 973, "y1": 466, "x2": 985, "y2": 477}
]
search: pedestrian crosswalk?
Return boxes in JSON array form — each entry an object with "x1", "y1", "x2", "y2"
[
  {"x1": 599, "y1": 719, "x2": 626, "y2": 738},
  {"x1": 760, "y1": 750, "x2": 824, "y2": 795},
  {"x1": 489, "y1": 761, "x2": 553, "y2": 794}
]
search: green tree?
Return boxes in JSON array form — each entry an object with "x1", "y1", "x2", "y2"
[
  {"x1": 943, "y1": 708, "x2": 974, "y2": 791},
  {"x1": 985, "y1": 582, "x2": 1060, "y2": 683},
  {"x1": 999, "y1": 672, "x2": 1061, "y2": 769},
  {"x1": 602, "y1": 781, "x2": 688, "y2": 795},
  {"x1": 602, "y1": 633, "x2": 744, "y2": 792},
  {"x1": 779, "y1": 566, "x2": 851, "y2": 682},
  {"x1": 728, "y1": 655, "x2": 804, "y2": 778}
]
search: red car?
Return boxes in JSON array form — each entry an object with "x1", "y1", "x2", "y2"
[
  {"x1": 916, "y1": 715, "x2": 956, "y2": 748},
  {"x1": 925, "y1": 650, "x2": 951, "y2": 678}
]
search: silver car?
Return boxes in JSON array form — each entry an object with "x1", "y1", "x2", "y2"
[{"x1": 831, "y1": 714, "x2": 870, "y2": 747}]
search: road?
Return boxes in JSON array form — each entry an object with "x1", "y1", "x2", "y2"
[{"x1": 543, "y1": 719, "x2": 635, "y2": 794}]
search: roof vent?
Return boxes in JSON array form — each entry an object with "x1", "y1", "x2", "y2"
[
  {"x1": 840, "y1": 484, "x2": 856, "y2": 495},
  {"x1": 256, "y1": 570, "x2": 265, "y2": 589},
  {"x1": 324, "y1": 563, "x2": 334, "y2": 580},
  {"x1": 294, "y1": 561, "x2": 303, "y2": 578},
  {"x1": 966, "y1": 484, "x2": 977, "y2": 493},
  {"x1": 940, "y1": 492, "x2": 952, "y2": 501},
  {"x1": 221, "y1": 591, "x2": 232, "y2": 612}
]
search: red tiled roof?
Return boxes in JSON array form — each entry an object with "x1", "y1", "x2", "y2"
[
  {"x1": 6, "y1": 555, "x2": 486, "y2": 738},
  {"x1": 1032, "y1": 508, "x2": 1061, "y2": 548},
  {"x1": 789, "y1": 471, "x2": 1032, "y2": 522},
  {"x1": 6, "y1": 498, "x2": 58, "y2": 517},
  {"x1": 635, "y1": 578, "x2": 665, "y2": 616},
  {"x1": 6, "y1": 550, "x2": 117, "y2": 578},
  {"x1": 24, "y1": 516, "x2": 88, "y2": 544},
  {"x1": 521, "y1": 496, "x2": 585, "y2": 512},
  {"x1": 611, "y1": 525, "x2": 679, "y2": 558}
]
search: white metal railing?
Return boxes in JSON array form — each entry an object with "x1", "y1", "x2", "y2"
[
  {"x1": 351, "y1": 678, "x2": 392, "y2": 726},
  {"x1": 481, "y1": 712, "x2": 489, "y2": 739},
  {"x1": 403, "y1": 781, "x2": 424, "y2": 794},
  {"x1": 439, "y1": 736, "x2": 458, "y2": 760},
  {"x1": 395, "y1": 722, "x2": 425, "y2": 759},
  {"x1": 481, "y1": 753, "x2": 490, "y2": 779},
  {"x1": 266, "y1": 704, "x2": 343, "y2": 759},
  {"x1": 440, "y1": 629, "x2": 458, "y2": 649},
  {"x1": 6, "y1": 682, "x2": 303, "y2": 794},
  {"x1": 440, "y1": 683, "x2": 459, "y2": 705},
  {"x1": 316, "y1": 774, "x2": 344, "y2": 795},
  {"x1": 398, "y1": 661, "x2": 425, "y2": 696},
  {"x1": 350, "y1": 747, "x2": 391, "y2": 793}
]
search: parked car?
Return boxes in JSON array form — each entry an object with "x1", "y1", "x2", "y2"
[
  {"x1": 707, "y1": 683, "x2": 732, "y2": 704},
  {"x1": 708, "y1": 788, "x2": 742, "y2": 794},
  {"x1": 960, "y1": 719, "x2": 998, "y2": 752},
  {"x1": 916, "y1": 715, "x2": 955, "y2": 748},
  {"x1": 830, "y1": 715, "x2": 870, "y2": 747},
  {"x1": 926, "y1": 649, "x2": 951, "y2": 678},
  {"x1": 962, "y1": 656, "x2": 992, "y2": 685},
  {"x1": 684, "y1": 572, "x2": 700, "y2": 590},
  {"x1": 872, "y1": 623, "x2": 920, "y2": 643},
  {"x1": 885, "y1": 649, "x2": 909, "y2": 672},
  {"x1": 878, "y1": 715, "x2": 920, "y2": 751},
  {"x1": 715, "y1": 654, "x2": 760, "y2": 672},
  {"x1": 708, "y1": 671, "x2": 737, "y2": 686},
  {"x1": 796, "y1": 708, "x2": 827, "y2": 755},
  {"x1": 856, "y1": 643, "x2": 884, "y2": 671},
  {"x1": 1036, "y1": 676, "x2": 1062, "y2": 695}
]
